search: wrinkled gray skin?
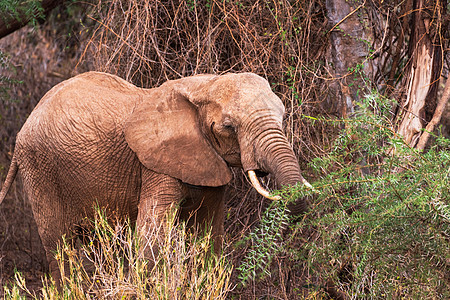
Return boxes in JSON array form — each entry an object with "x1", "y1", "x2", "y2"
[{"x1": 0, "y1": 72, "x2": 309, "y2": 283}]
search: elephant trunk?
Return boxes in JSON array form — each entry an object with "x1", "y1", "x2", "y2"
[
  {"x1": 242, "y1": 122, "x2": 311, "y2": 214},
  {"x1": 257, "y1": 129, "x2": 310, "y2": 186}
]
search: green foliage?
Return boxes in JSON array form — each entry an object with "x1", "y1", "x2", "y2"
[
  {"x1": 3, "y1": 208, "x2": 233, "y2": 299},
  {"x1": 238, "y1": 91, "x2": 449, "y2": 297},
  {"x1": 294, "y1": 92, "x2": 449, "y2": 298},
  {"x1": 236, "y1": 200, "x2": 290, "y2": 286},
  {"x1": 0, "y1": 0, "x2": 44, "y2": 26}
]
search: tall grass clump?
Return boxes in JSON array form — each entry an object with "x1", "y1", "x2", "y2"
[{"x1": 3, "y1": 208, "x2": 233, "y2": 299}]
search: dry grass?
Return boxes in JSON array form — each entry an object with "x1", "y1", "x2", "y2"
[{"x1": 3, "y1": 208, "x2": 233, "y2": 299}]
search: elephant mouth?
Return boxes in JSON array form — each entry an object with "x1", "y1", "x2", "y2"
[
  {"x1": 253, "y1": 169, "x2": 269, "y2": 177},
  {"x1": 223, "y1": 151, "x2": 243, "y2": 168},
  {"x1": 226, "y1": 161, "x2": 243, "y2": 168}
]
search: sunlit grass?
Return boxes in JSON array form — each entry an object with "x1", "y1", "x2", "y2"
[{"x1": 3, "y1": 208, "x2": 233, "y2": 299}]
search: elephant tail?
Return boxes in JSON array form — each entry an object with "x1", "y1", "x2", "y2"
[{"x1": 0, "y1": 154, "x2": 18, "y2": 204}]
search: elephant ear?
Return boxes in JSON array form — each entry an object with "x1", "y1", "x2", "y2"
[{"x1": 124, "y1": 76, "x2": 232, "y2": 187}]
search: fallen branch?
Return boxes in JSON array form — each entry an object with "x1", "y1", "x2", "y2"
[{"x1": 0, "y1": 0, "x2": 63, "y2": 39}]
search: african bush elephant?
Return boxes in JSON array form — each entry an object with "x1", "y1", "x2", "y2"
[{"x1": 0, "y1": 71, "x2": 311, "y2": 282}]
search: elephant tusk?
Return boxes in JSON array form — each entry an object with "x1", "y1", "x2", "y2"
[
  {"x1": 247, "y1": 170, "x2": 282, "y2": 201},
  {"x1": 301, "y1": 178, "x2": 313, "y2": 189},
  {"x1": 248, "y1": 171, "x2": 316, "y2": 199}
]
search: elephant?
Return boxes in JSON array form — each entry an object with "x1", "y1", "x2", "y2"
[{"x1": 0, "y1": 71, "x2": 311, "y2": 283}]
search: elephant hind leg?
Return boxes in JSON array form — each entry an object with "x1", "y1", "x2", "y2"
[
  {"x1": 21, "y1": 179, "x2": 69, "y2": 288},
  {"x1": 179, "y1": 186, "x2": 226, "y2": 254},
  {"x1": 35, "y1": 214, "x2": 68, "y2": 287}
]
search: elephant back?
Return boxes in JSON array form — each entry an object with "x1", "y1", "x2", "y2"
[{"x1": 17, "y1": 72, "x2": 148, "y2": 148}]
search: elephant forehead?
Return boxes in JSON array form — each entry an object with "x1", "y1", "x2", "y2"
[
  {"x1": 223, "y1": 90, "x2": 285, "y2": 119},
  {"x1": 210, "y1": 73, "x2": 267, "y2": 99},
  {"x1": 213, "y1": 75, "x2": 284, "y2": 114}
]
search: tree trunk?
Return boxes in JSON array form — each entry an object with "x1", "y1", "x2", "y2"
[
  {"x1": 325, "y1": 0, "x2": 373, "y2": 117},
  {"x1": 396, "y1": 0, "x2": 444, "y2": 148}
]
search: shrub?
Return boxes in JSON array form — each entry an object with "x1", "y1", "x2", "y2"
[
  {"x1": 238, "y1": 91, "x2": 449, "y2": 298},
  {"x1": 298, "y1": 92, "x2": 449, "y2": 298}
]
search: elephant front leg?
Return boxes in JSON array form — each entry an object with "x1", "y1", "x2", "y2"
[{"x1": 136, "y1": 168, "x2": 184, "y2": 262}]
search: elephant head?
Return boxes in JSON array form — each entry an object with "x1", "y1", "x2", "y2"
[{"x1": 125, "y1": 73, "x2": 311, "y2": 207}]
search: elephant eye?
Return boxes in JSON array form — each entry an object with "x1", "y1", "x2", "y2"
[
  {"x1": 222, "y1": 121, "x2": 234, "y2": 131},
  {"x1": 222, "y1": 117, "x2": 234, "y2": 128}
]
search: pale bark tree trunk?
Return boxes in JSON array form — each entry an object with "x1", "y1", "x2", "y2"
[
  {"x1": 416, "y1": 77, "x2": 450, "y2": 150},
  {"x1": 396, "y1": 0, "x2": 445, "y2": 148}
]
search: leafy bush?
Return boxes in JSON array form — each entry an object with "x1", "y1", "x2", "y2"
[
  {"x1": 238, "y1": 91, "x2": 449, "y2": 298},
  {"x1": 3, "y1": 208, "x2": 233, "y2": 299},
  {"x1": 0, "y1": 0, "x2": 44, "y2": 26},
  {"x1": 236, "y1": 199, "x2": 291, "y2": 286}
]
